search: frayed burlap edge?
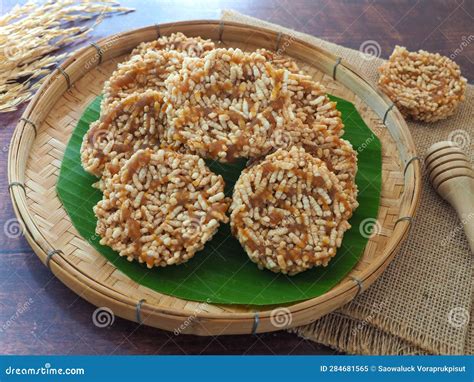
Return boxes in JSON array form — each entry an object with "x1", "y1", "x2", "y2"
[
  {"x1": 289, "y1": 312, "x2": 428, "y2": 355},
  {"x1": 291, "y1": 307, "x2": 465, "y2": 355}
]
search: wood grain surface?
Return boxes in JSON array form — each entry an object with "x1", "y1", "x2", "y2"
[{"x1": 0, "y1": 0, "x2": 472, "y2": 355}]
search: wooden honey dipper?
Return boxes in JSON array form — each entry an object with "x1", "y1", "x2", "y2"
[{"x1": 425, "y1": 141, "x2": 474, "y2": 253}]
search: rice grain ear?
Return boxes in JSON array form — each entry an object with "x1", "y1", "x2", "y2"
[{"x1": 0, "y1": 0, "x2": 133, "y2": 113}]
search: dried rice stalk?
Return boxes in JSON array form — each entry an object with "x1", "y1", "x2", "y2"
[{"x1": 0, "y1": 0, "x2": 133, "y2": 113}]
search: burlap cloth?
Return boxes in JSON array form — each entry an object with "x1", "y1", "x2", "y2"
[{"x1": 222, "y1": 10, "x2": 473, "y2": 355}]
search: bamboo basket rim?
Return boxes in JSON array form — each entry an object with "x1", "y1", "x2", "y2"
[{"x1": 8, "y1": 20, "x2": 421, "y2": 332}]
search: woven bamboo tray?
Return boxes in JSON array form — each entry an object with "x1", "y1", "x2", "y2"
[{"x1": 8, "y1": 20, "x2": 421, "y2": 335}]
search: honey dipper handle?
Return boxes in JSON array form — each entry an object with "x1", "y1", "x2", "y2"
[{"x1": 438, "y1": 177, "x2": 474, "y2": 253}]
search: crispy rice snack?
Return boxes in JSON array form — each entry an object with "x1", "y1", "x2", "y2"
[
  {"x1": 165, "y1": 48, "x2": 293, "y2": 161},
  {"x1": 230, "y1": 146, "x2": 354, "y2": 275},
  {"x1": 287, "y1": 73, "x2": 344, "y2": 137},
  {"x1": 378, "y1": 46, "x2": 467, "y2": 122},
  {"x1": 131, "y1": 32, "x2": 215, "y2": 57},
  {"x1": 270, "y1": 123, "x2": 359, "y2": 209},
  {"x1": 255, "y1": 48, "x2": 301, "y2": 73},
  {"x1": 302, "y1": 136, "x2": 358, "y2": 210},
  {"x1": 264, "y1": 95, "x2": 357, "y2": 210},
  {"x1": 94, "y1": 148, "x2": 230, "y2": 268},
  {"x1": 262, "y1": 122, "x2": 358, "y2": 210},
  {"x1": 81, "y1": 90, "x2": 166, "y2": 178},
  {"x1": 101, "y1": 50, "x2": 184, "y2": 110}
]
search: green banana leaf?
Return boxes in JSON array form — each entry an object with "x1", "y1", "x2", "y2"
[{"x1": 56, "y1": 95, "x2": 381, "y2": 305}]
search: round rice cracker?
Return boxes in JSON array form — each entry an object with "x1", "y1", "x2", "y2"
[
  {"x1": 230, "y1": 146, "x2": 354, "y2": 275},
  {"x1": 255, "y1": 48, "x2": 301, "y2": 74},
  {"x1": 101, "y1": 50, "x2": 185, "y2": 111},
  {"x1": 378, "y1": 46, "x2": 467, "y2": 122},
  {"x1": 266, "y1": 120, "x2": 358, "y2": 210},
  {"x1": 287, "y1": 73, "x2": 344, "y2": 137},
  {"x1": 164, "y1": 48, "x2": 293, "y2": 162},
  {"x1": 94, "y1": 148, "x2": 230, "y2": 268},
  {"x1": 131, "y1": 32, "x2": 215, "y2": 58},
  {"x1": 80, "y1": 90, "x2": 167, "y2": 179},
  {"x1": 302, "y1": 136, "x2": 358, "y2": 211}
]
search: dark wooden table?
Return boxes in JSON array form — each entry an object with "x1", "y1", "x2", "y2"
[{"x1": 1, "y1": 0, "x2": 472, "y2": 355}]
